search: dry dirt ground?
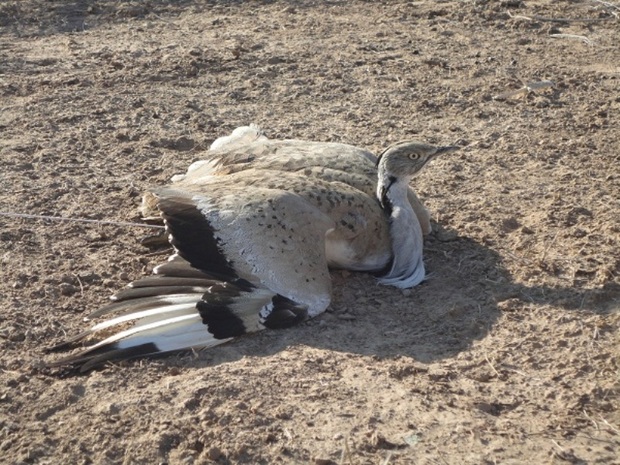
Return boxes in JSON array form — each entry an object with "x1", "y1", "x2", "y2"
[{"x1": 1, "y1": 1, "x2": 619, "y2": 464}]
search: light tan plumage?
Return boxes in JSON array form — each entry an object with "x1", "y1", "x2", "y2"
[{"x1": 142, "y1": 125, "x2": 434, "y2": 235}]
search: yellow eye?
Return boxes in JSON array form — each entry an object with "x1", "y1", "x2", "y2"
[{"x1": 408, "y1": 153, "x2": 420, "y2": 160}]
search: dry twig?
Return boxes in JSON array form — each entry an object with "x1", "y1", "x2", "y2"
[
  {"x1": 507, "y1": 10, "x2": 615, "y2": 23},
  {"x1": 550, "y1": 33, "x2": 592, "y2": 45},
  {"x1": 599, "y1": 416, "x2": 620, "y2": 435},
  {"x1": 339, "y1": 437, "x2": 354, "y2": 465},
  {"x1": 494, "y1": 80, "x2": 555, "y2": 100},
  {"x1": 0, "y1": 211, "x2": 165, "y2": 229},
  {"x1": 583, "y1": 410, "x2": 601, "y2": 431},
  {"x1": 484, "y1": 353, "x2": 501, "y2": 377},
  {"x1": 72, "y1": 273, "x2": 85, "y2": 298}
]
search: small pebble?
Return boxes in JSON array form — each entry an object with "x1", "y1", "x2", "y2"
[
  {"x1": 205, "y1": 446, "x2": 221, "y2": 461},
  {"x1": 314, "y1": 459, "x2": 336, "y2": 465},
  {"x1": 436, "y1": 229, "x2": 458, "y2": 242},
  {"x1": 59, "y1": 283, "x2": 78, "y2": 296},
  {"x1": 60, "y1": 274, "x2": 77, "y2": 285}
]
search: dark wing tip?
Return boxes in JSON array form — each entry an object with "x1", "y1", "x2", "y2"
[
  {"x1": 155, "y1": 191, "x2": 239, "y2": 281},
  {"x1": 46, "y1": 342, "x2": 162, "y2": 372}
]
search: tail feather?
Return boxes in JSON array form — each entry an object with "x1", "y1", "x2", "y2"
[
  {"x1": 87, "y1": 258, "x2": 220, "y2": 320},
  {"x1": 50, "y1": 302, "x2": 199, "y2": 351},
  {"x1": 80, "y1": 318, "x2": 230, "y2": 372},
  {"x1": 87, "y1": 293, "x2": 205, "y2": 320},
  {"x1": 90, "y1": 314, "x2": 202, "y2": 350},
  {"x1": 47, "y1": 276, "x2": 321, "y2": 370},
  {"x1": 111, "y1": 285, "x2": 212, "y2": 301},
  {"x1": 128, "y1": 276, "x2": 217, "y2": 288},
  {"x1": 47, "y1": 280, "x2": 314, "y2": 371},
  {"x1": 47, "y1": 279, "x2": 276, "y2": 370},
  {"x1": 46, "y1": 329, "x2": 96, "y2": 352},
  {"x1": 49, "y1": 315, "x2": 231, "y2": 373},
  {"x1": 49, "y1": 314, "x2": 200, "y2": 365},
  {"x1": 92, "y1": 303, "x2": 198, "y2": 332},
  {"x1": 153, "y1": 254, "x2": 215, "y2": 279},
  {"x1": 72, "y1": 343, "x2": 163, "y2": 373}
]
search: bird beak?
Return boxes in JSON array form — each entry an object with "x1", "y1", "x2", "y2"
[{"x1": 434, "y1": 145, "x2": 459, "y2": 157}]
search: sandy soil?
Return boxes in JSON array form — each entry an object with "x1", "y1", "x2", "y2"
[{"x1": 1, "y1": 1, "x2": 619, "y2": 464}]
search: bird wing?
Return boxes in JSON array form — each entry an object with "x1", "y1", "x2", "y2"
[{"x1": 48, "y1": 184, "x2": 336, "y2": 371}]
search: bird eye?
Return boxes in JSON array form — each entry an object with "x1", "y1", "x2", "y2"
[{"x1": 408, "y1": 153, "x2": 420, "y2": 160}]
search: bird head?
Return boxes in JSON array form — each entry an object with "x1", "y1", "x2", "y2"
[{"x1": 376, "y1": 141, "x2": 459, "y2": 180}]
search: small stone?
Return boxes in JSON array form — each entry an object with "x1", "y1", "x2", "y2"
[
  {"x1": 78, "y1": 272, "x2": 102, "y2": 284},
  {"x1": 371, "y1": 432, "x2": 398, "y2": 450},
  {"x1": 500, "y1": 217, "x2": 520, "y2": 233},
  {"x1": 59, "y1": 283, "x2": 78, "y2": 296},
  {"x1": 1, "y1": 439, "x2": 14, "y2": 451},
  {"x1": 107, "y1": 403, "x2": 121, "y2": 415},
  {"x1": 60, "y1": 274, "x2": 77, "y2": 285},
  {"x1": 234, "y1": 401, "x2": 248, "y2": 410},
  {"x1": 275, "y1": 410, "x2": 291, "y2": 420},
  {"x1": 314, "y1": 459, "x2": 336, "y2": 465},
  {"x1": 267, "y1": 56, "x2": 286, "y2": 65},
  {"x1": 436, "y1": 229, "x2": 458, "y2": 242},
  {"x1": 9, "y1": 331, "x2": 25, "y2": 342}
]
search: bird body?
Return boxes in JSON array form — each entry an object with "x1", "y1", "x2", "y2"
[{"x1": 49, "y1": 126, "x2": 457, "y2": 370}]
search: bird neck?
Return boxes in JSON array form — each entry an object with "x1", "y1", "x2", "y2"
[
  {"x1": 376, "y1": 164, "x2": 413, "y2": 211},
  {"x1": 375, "y1": 169, "x2": 426, "y2": 288}
]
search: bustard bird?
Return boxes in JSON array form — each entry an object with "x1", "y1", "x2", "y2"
[{"x1": 49, "y1": 127, "x2": 457, "y2": 371}]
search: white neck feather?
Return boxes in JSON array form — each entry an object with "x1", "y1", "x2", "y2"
[{"x1": 376, "y1": 172, "x2": 425, "y2": 288}]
